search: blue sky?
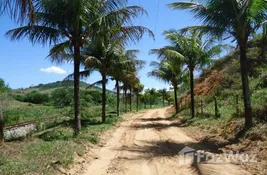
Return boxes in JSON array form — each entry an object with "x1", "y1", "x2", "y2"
[{"x1": 0, "y1": 0, "x2": 199, "y2": 90}]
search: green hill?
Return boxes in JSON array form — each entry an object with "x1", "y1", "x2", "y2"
[{"x1": 13, "y1": 80, "x2": 114, "y2": 94}]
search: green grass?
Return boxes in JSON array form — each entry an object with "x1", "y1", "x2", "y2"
[
  {"x1": 0, "y1": 140, "x2": 84, "y2": 175},
  {"x1": 0, "y1": 115, "x2": 122, "y2": 175},
  {"x1": 4, "y1": 104, "x2": 68, "y2": 126}
]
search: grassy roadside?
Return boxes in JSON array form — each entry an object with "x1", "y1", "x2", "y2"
[
  {"x1": 174, "y1": 109, "x2": 267, "y2": 174},
  {"x1": 0, "y1": 114, "x2": 122, "y2": 175}
]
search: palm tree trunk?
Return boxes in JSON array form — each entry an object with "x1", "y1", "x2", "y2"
[
  {"x1": 122, "y1": 89, "x2": 125, "y2": 110},
  {"x1": 174, "y1": 85, "x2": 179, "y2": 113},
  {"x1": 136, "y1": 93, "x2": 139, "y2": 111},
  {"x1": 124, "y1": 89, "x2": 127, "y2": 113},
  {"x1": 116, "y1": 80, "x2": 120, "y2": 116},
  {"x1": 162, "y1": 95, "x2": 164, "y2": 107},
  {"x1": 189, "y1": 68, "x2": 195, "y2": 118},
  {"x1": 74, "y1": 46, "x2": 81, "y2": 134},
  {"x1": 0, "y1": 117, "x2": 4, "y2": 143},
  {"x1": 240, "y1": 44, "x2": 252, "y2": 129},
  {"x1": 129, "y1": 88, "x2": 132, "y2": 111},
  {"x1": 101, "y1": 73, "x2": 107, "y2": 123}
]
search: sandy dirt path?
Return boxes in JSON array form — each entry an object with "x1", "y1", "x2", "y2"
[{"x1": 80, "y1": 108, "x2": 251, "y2": 175}]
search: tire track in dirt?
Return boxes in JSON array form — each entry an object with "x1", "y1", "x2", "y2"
[{"x1": 79, "y1": 108, "x2": 251, "y2": 175}]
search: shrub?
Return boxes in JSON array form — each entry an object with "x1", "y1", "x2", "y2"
[
  {"x1": 51, "y1": 88, "x2": 73, "y2": 107},
  {"x1": 0, "y1": 79, "x2": 10, "y2": 94},
  {"x1": 23, "y1": 91, "x2": 50, "y2": 104}
]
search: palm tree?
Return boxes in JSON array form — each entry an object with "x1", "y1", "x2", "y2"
[
  {"x1": 142, "y1": 89, "x2": 151, "y2": 109},
  {"x1": 121, "y1": 73, "x2": 138, "y2": 112},
  {"x1": 259, "y1": 24, "x2": 267, "y2": 59},
  {"x1": 0, "y1": 0, "x2": 34, "y2": 23},
  {"x1": 78, "y1": 45, "x2": 142, "y2": 122},
  {"x1": 133, "y1": 82, "x2": 144, "y2": 111},
  {"x1": 6, "y1": 0, "x2": 152, "y2": 133},
  {"x1": 111, "y1": 49, "x2": 145, "y2": 115},
  {"x1": 152, "y1": 30, "x2": 222, "y2": 118},
  {"x1": 158, "y1": 88, "x2": 167, "y2": 106},
  {"x1": 148, "y1": 88, "x2": 157, "y2": 108},
  {"x1": 169, "y1": 0, "x2": 267, "y2": 128},
  {"x1": 74, "y1": 31, "x2": 148, "y2": 122},
  {"x1": 148, "y1": 58, "x2": 187, "y2": 113}
]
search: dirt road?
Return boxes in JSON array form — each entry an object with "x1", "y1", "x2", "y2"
[{"x1": 81, "y1": 108, "x2": 251, "y2": 175}]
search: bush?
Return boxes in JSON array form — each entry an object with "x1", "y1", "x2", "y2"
[
  {"x1": 12, "y1": 94, "x2": 25, "y2": 102},
  {"x1": 51, "y1": 88, "x2": 73, "y2": 107},
  {"x1": 23, "y1": 91, "x2": 50, "y2": 104},
  {"x1": 0, "y1": 79, "x2": 10, "y2": 94},
  {"x1": 13, "y1": 91, "x2": 50, "y2": 104},
  {"x1": 13, "y1": 93, "x2": 50, "y2": 105},
  {"x1": 86, "y1": 90, "x2": 102, "y2": 104}
]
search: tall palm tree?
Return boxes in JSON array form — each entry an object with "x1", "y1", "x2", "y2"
[
  {"x1": 111, "y1": 49, "x2": 145, "y2": 115},
  {"x1": 6, "y1": 0, "x2": 152, "y2": 133},
  {"x1": 148, "y1": 58, "x2": 187, "y2": 113},
  {"x1": 169, "y1": 0, "x2": 267, "y2": 128},
  {"x1": 142, "y1": 89, "x2": 151, "y2": 109},
  {"x1": 158, "y1": 88, "x2": 167, "y2": 107},
  {"x1": 259, "y1": 24, "x2": 267, "y2": 59},
  {"x1": 121, "y1": 73, "x2": 138, "y2": 112},
  {"x1": 148, "y1": 88, "x2": 157, "y2": 108},
  {"x1": 73, "y1": 31, "x2": 148, "y2": 122},
  {"x1": 152, "y1": 30, "x2": 222, "y2": 118},
  {"x1": 133, "y1": 82, "x2": 144, "y2": 111}
]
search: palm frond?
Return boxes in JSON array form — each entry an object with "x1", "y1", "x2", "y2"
[
  {"x1": 64, "y1": 69, "x2": 92, "y2": 81},
  {"x1": 48, "y1": 41, "x2": 73, "y2": 64},
  {"x1": 0, "y1": 0, "x2": 35, "y2": 23},
  {"x1": 6, "y1": 25, "x2": 62, "y2": 46}
]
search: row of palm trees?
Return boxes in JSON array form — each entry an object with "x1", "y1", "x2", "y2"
[
  {"x1": 139, "y1": 88, "x2": 172, "y2": 109},
  {"x1": 149, "y1": 30, "x2": 222, "y2": 115},
  {"x1": 168, "y1": 0, "x2": 267, "y2": 129},
  {"x1": 1, "y1": 0, "x2": 153, "y2": 134},
  {"x1": 149, "y1": 0, "x2": 267, "y2": 129}
]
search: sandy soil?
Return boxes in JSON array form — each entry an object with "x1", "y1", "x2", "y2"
[{"x1": 74, "y1": 108, "x2": 251, "y2": 175}]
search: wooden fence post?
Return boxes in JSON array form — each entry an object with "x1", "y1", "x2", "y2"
[
  {"x1": 201, "y1": 99, "x2": 204, "y2": 115},
  {"x1": 0, "y1": 107, "x2": 4, "y2": 143},
  {"x1": 215, "y1": 97, "x2": 220, "y2": 118},
  {"x1": 236, "y1": 94, "x2": 239, "y2": 116}
]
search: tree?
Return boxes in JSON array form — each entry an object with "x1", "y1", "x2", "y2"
[
  {"x1": 133, "y1": 82, "x2": 144, "y2": 111},
  {"x1": 158, "y1": 88, "x2": 167, "y2": 106},
  {"x1": 148, "y1": 88, "x2": 156, "y2": 108},
  {"x1": 0, "y1": 79, "x2": 9, "y2": 143},
  {"x1": 111, "y1": 49, "x2": 145, "y2": 116},
  {"x1": 148, "y1": 59, "x2": 187, "y2": 113},
  {"x1": 6, "y1": 0, "x2": 152, "y2": 133},
  {"x1": 51, "y1": 88, "x2": 73, "y2": 107},
  {"x1": 152, "y1": 30, "x2": 222, "y2": 118},
  {"x1": 142, "y1": 89, "x2": 151, "y2": 109},
  {"x1": 169, "y1": 0, "x2": 267, "y2": 128},
  {"x1": 72, "y1": 32, "x2": 149, "y2": 122}
]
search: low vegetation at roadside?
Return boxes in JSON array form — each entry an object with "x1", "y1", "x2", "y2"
[{"x1": 0, "y1": 114, "x2": 121, "y2": 175}]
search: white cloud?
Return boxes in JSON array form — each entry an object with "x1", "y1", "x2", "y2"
[{"x1": 40, "y1": 66, "x2": 67, "y2": 74}]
